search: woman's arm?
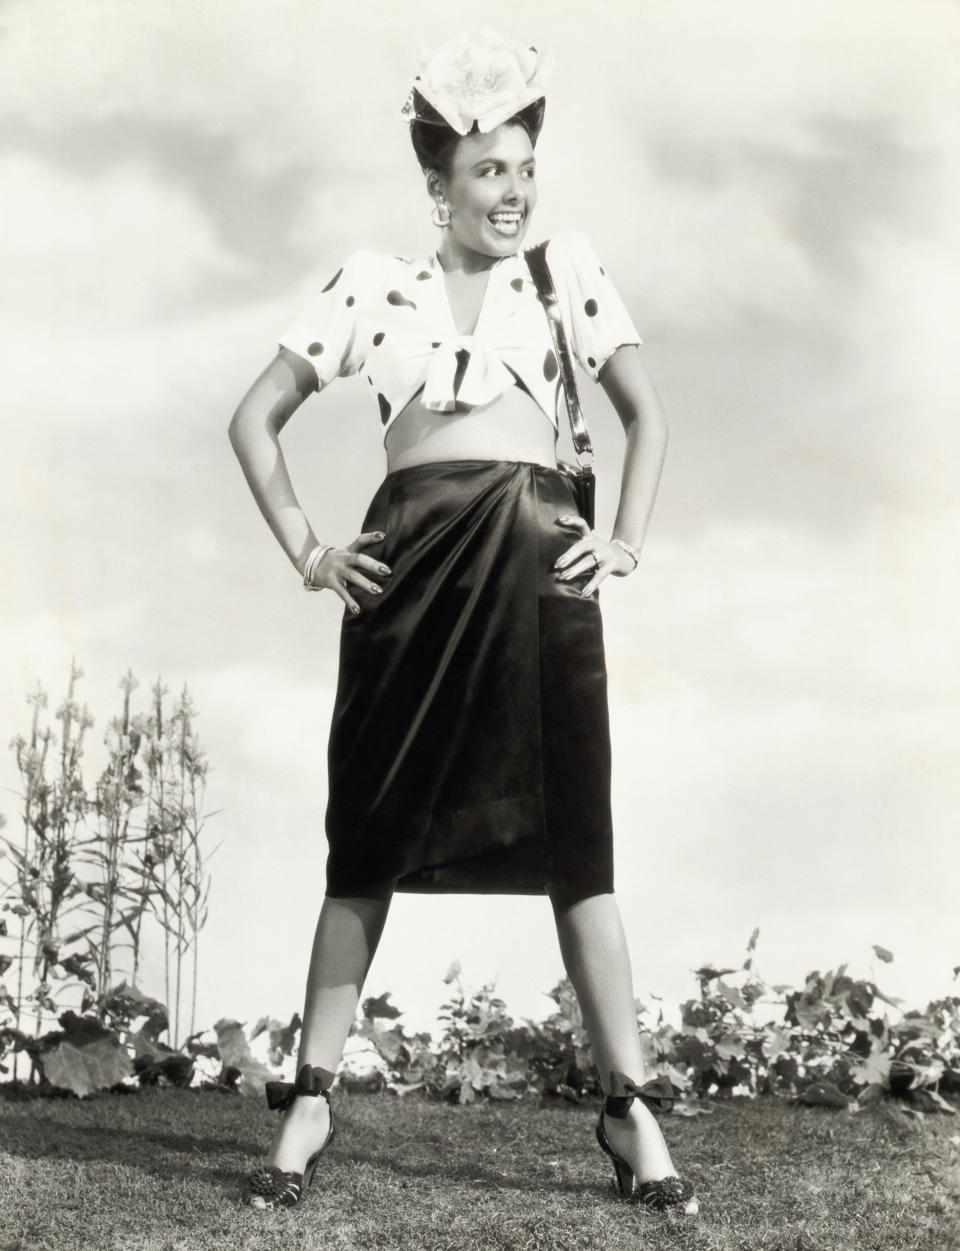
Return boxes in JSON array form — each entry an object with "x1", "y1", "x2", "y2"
[
  {"x1": 600, "y1": 343, "x2": 669, "y2": 557},
  {"x1": 553, "y1": 344, "x2": 668, "y2": 594},
  {"x1": 228, "y1": 347, "x2": 389, "y2": 611},
  {"x1": 228, "y1": 347, "x2": 321, "y2": 574}
]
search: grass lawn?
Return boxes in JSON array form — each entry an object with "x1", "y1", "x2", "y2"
[{"x1": 0, "y1": 1086, "x2": 957, "y2": 1250}]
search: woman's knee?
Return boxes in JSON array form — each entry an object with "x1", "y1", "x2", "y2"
[{"x1": 548, "y1": 884, "x2": 615, "y2": 915}]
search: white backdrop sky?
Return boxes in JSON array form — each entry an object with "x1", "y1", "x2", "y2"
[{"x1": 1, "y1": 0, "x2": 958, "y2": 1037}]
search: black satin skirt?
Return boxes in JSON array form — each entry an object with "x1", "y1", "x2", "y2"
[{"x1": 324, "y1": 460, "x2": 613, "y2": 902}]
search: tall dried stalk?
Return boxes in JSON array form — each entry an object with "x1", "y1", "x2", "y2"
[
  {"x1": 2, "y1": 663, "x2": 92, "y2": 1076},
  {"x1": 162, "y1": 685, "x2": 215, "y2": 1049},
  {"x1": 8, "y1": 684, "x2": 52, "y2": 1057},
  {"x1": 32, "y1": 663, "x2": 92, "y2": 1033},
  {"x1": 85, "y1": 671, "x2": 147, "y2": 1021},
  {"x1": 144, "y1": 679, "x2": 174, "y2": 1018}
]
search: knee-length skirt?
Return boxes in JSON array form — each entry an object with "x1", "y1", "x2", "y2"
[{"x1": 324, "y1": 459, "x2": 614, "y2": 901}]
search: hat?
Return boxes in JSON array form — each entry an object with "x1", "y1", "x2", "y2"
[{"x1": 401, "y1": 28, "x2": 553, "y2": 137}]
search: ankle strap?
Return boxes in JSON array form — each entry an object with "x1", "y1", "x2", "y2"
[
  {"x1": 265, "y1": 1063, "x2": 334, "y2": 1113},
  {"x1": 604, "y1": 1073, "x2": 679, "y2": 1118},
  {"x1": 603, "y1": 1093, "x2": 634, "y2": 1119}
]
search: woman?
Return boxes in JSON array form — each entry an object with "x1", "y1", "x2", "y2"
[{"x1": 229, "y1": 31, "x2": 695, "y2": 1215}]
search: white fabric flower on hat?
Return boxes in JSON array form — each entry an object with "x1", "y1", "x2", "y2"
[{"x1": 403, "y1": 28, "x2": 553, "y2": 136}]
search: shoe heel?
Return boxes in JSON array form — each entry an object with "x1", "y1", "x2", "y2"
[
  {"x1": 595, "y1": 1118, "x2": 635, "y2": 1198},
  {"x1": 611, "y1": 1156, "x2": 635, "y2": 1197},
  {"x1": 302, "y1": 1122, "x2": 336, "y2": 1191}
]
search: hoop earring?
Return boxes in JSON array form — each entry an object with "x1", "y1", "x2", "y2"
[{"x1": 431, "y1": 200, "x2": 451, "y2": 228}]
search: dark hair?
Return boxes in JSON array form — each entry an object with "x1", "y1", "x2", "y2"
[{"x1": 408, "y1": 88, "x2": 546, "y2": 177}]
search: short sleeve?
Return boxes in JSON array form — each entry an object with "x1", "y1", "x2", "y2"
[
  {"x1": 546, "y1": 229, "x2": 643, "y2": 382},
  {"x1": 277, "y1": 252, "x2": 375, "y2": 390}
]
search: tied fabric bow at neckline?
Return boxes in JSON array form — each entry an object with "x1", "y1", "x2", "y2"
[
  {"x1": 421, "y1": 334, "x2": 518, "y2": 412},
  {"x1": 265, "y1": 1063, "x2": 332, "y2": 1113}
]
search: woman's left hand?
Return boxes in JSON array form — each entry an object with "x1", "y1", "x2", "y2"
[{"x1": 553, "y1": 515, "x2": 637, "y2": 597}]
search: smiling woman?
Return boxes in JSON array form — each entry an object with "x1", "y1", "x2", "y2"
[{"x1": 227, "y1": 27, "x2": 691, "y2": 1219}]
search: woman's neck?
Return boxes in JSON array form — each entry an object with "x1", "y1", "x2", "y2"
[{"x1": 436, "y1": 236, "x2": 511, "y2": 275}]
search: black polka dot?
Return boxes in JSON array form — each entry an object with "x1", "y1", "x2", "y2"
[
  {"x1": 599, "y1": 266, "x2": 606, "y2": 276},
  {"x1": 387, "y1": 289, "x2": 416, "y2": 310},
  {"x1": 377, "y1": 393, "x2": 392, "y2": 424},
  {"x1": 510, "y1": 277, "x2": 524, "y2": 292},
  {"x1": 584, "y1": 299, "x2": 599, "y2": 317},
  {"x1": 416, "y1": 270, "x2": 431, "y2": 280},
  {"x1": 367, "y1": 375, "x2": 373, "y2": 385},
  {"x1": 587, "y1": 356, "x2": 597, "y2": 369},
  {"x1": 431, "y1": 341, "x2": 441, "y2": 348},
  {"x1": 373, "y1": 332, "x2": 385, "y2": 346},
  {"x1": 543, "y1": 349, "x2": 558, "y2": 382},
  {"x1": 346, "y1": 295, "x2": 355, "y2": 307},
  {"x1": 321, "y1": 268, "x2": 343, "y2": 293},
  {"x1": 307, "y1": 342, "x2": 324, "y2": 356}
]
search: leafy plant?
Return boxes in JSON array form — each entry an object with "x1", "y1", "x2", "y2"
[{"x1": 347, "y1": 938, "x2": 959, "y2": 1115}]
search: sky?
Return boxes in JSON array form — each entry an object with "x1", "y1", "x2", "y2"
[{"x1": 1, "y1": 0, "x2": 958, "y2": 1043}]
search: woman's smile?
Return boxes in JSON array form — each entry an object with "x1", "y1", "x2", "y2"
[{"x1": 487, "y1": 209, "x2": 525, "y2": 236}]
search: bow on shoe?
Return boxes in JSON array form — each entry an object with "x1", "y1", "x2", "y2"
[
  {"x1": 265, "y1": 1063, "x2": 329, "y2": 1113},
  {"x1": 607, "y1": 1071, "x2": 680, "y2": 1115}
]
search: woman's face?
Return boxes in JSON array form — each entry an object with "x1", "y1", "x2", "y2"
[{"x1": 432, "y1": 122, "x2": 538, "y2": 260}]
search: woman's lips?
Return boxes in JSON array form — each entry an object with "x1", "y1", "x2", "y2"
[{"x1": 488, "y1": 210, "x2": 524, "y2": 236}]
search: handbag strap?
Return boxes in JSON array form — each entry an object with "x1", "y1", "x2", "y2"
[{"x1": 524, "y1": 242, "x2": 594, "y2": 465}]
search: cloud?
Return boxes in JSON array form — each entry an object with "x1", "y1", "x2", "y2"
[
  {"x1": 0, "y1": 0, "x2": 410, "y2": 173},
  {"x1": 603, "y1": 507, "x2": 960, "y2": 706},
  {"x1": 0, "y1": 152, "x2": 250, "y2": 327},
  {"x1": 178, "y1": 524, "x2": 221, "y2": 564}
]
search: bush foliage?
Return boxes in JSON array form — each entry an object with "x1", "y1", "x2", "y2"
[
  {"x1": 348, "y1": 940, "x2": 959, "y2": 1116},
  {"x1": 3, "y1": 926, "x2": 957, "y2": 1111}
]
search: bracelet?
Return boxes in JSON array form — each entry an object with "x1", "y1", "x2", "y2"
[
  {"x1": 302, "y1": 543, "x2": 334, "y2": 591},
  {"x1": 610, "y1": 538, "x2": 640, "y2": 571}
]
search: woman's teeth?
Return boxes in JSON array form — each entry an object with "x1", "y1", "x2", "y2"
[{"x1": 489, "y1": 211, "x2": 523, "y2": 235}]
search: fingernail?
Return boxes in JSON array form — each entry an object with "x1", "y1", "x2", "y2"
[
  {"x1": 554, "y1": 559, "x2": 567, "y2": 569},
  {"x1": 351, "y1": 605, "x2": 360, "y2": 615},
  {"x1": 375, "y1": 531, "x2": 386, "y2": 540},
  {"x1": 370, "y1": 585, "x2": 382, "y2": 595},
  {"x1": 379, "y1": 565, "x2": 391, "y2": 575}
]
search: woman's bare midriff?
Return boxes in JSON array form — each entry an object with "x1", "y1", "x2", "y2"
[{"x1": 385, "y1": 383, "x2": 558, "y2": 472}]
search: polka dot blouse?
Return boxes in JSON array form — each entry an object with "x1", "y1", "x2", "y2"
[{"x1": 277, "y1": 229, "x2": 643, "y2": 434}]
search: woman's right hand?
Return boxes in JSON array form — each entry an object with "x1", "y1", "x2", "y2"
[{"x1": 305, "y1": 531, "x2": 392, "y2": 614}]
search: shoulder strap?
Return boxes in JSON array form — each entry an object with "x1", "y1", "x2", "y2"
[{"x1": 524, "y1": 242, "x2": 594, "y2": 463}]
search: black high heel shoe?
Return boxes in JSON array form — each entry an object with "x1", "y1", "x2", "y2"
[
  {"x1": 595, "y1": 1072, "x2": 698, "y2": 1213},
  {"x1": 239, "y1": 1063, "x2": 336, "y2": 1210}
]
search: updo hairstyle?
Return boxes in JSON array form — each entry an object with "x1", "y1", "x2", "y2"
[{"x1": 408, "y1": 88, "x2": 546, "y2": 177}]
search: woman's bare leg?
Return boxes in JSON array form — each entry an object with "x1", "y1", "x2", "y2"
[
  {"x1": 549, "y1": 890, "x2": 679, "y2": 1183},
  {"x1": 264, "y1": 888, "x2": 393, "y2": 1173}
]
